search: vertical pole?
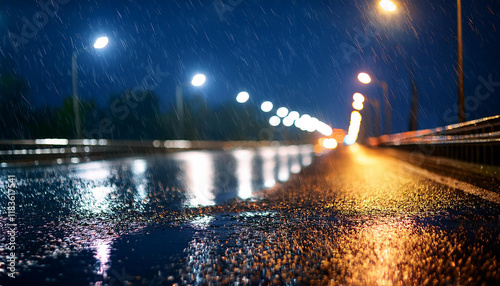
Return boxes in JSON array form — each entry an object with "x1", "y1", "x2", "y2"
[
  {"x1": 381, "y1": 81, "x2": 390, "y2": 134},
  {"x1": 372, "y1": 98, "x2": 381, "y2": 137},
  {"x1": 457, "y1": 0, "x2": 465, "y2": 123},
  {"x1": 72, "y1": 51, "x2": 82, "y2": 139},
  {"x1": 409, "y1": 77, "x2": 419, "y2": 131},
  {"x1": 176, "y1": 84, "x2": 184, "y2": 139}
]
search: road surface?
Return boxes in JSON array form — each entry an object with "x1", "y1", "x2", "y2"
[{"x1": 1, "y1": 145, "x2": 499, "y2": 285}]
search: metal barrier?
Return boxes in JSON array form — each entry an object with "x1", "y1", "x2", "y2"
[
  {"x1": 367, "y1": 115, "x2": 500, "y2": 166},
  {"x1": 0, "y1": 139, "x2": 287, "y2": 167}
]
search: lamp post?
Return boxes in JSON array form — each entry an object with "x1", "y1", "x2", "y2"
[
  {"x1": 457, "y1": 0, "x2": 465, "y2": 122},
  {"x1": 357, "y1": 72, "x2": 390, "y2": 135},
  {"x1": 72, "y1": 36, "x2": 109, "y2": 138},
  {"x1": 379, "y1": 0, "x2": 465, "y2": 123},
  {"x1": 176, "y1": 73, "x2": 206, "y2": 139}
]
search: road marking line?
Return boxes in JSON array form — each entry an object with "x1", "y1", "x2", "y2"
[{"x1": 400, "y1": 161, "x2": 500, "y2": 204}]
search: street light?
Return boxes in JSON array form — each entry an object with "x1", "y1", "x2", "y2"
[
  {"x1": 376, "y1": 0, "x2": 464, "y2": 123},
  {"x1": 73, "y1": 36, "x2": 109, "y2": 138},
  {"x1": 379, "y1": 0, "x2": 397, "y2": 12},
  {"x1": 261, "y1": 101, "x2": 273, "y2": 112},
  {"x1": 191, "y1": 74, "x2": 206, "y2": 87},
  {"x1": 357, "y1": 73, "x2": 372, "y2": 84},
  {"x1": 236, "y1": 91, "x2": 250, "y2": 103},
  {"x1": 276, "y1": 107, "x2": 289, "y2": 118},
  {"x1": 357, "y1": 72, "x2": 390, "y2": 134},
  {"x1": 176, "y1": 73, "x2": 206, "y2": 139}
]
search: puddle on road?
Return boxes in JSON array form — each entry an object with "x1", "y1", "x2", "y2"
[{"x1": 0, "y1": 145, "x2": 314, "y2": 284}]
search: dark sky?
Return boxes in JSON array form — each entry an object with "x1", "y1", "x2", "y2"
[{"x1": 1, "y1": 0, "x2": 499, "y2": 134}]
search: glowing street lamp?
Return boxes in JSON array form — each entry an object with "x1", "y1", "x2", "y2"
[
  {"x1": 353, "y1": 92, "x2": 365, "y2": 103},
  {"x1": 93, "y1": 36, "x2": 109, "y2": 49},
  {"x1": 276, "y1": 107, "x2": 289, "y2": 118},
  {"x1": 261, "y1": 101, "x2": 273, "y2": 112},
  {"x1": 352, "y1": 101, "x2": 364, "y2": 111},
  {"x1": 191, "y1": 74, "x2": 206, "y2": 87},
  {"x1": 269, "y1": 116, "x2": 281, "y2": 127},
  {"x1": 73, "y1": 36, "x2": 109, "y2": 138},
  {"x1": 236, "y1": 91, "x2": 250, "y2": 103},
  {"x1": 357, "y1": 73, "x2": 372, "y2": 84},
  {"x1": 379, "y1": 0, "x2": 397, "y2": 12},
  {"x1": 176, "y1": 73, "x2": 207, "y2": 139},
  {"x1": 357, "y1": 72, "x2": 391, "y2": 134}
]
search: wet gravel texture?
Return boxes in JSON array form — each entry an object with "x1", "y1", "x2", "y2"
[{"x1": 1, "y1": 146, "x2": 500, "y2": 285}]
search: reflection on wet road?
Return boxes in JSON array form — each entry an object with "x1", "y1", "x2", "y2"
[
  {"x1": 0, "y1": 145, "x2": 314, "y2": 285},
  {"x1": 1, "y1": 144, "x2": 500, "y2": 285}
]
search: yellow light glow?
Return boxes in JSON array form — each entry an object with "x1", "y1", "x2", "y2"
[
  {"x1": 351, "y1": 111, "x2": 362, "y2": 122},
  {"x1": 322, "y1": 138, "x2": 338, "y2": 149},
  {"x1": 380, "y1": 0, "x2": 397, "y2": 12},
  {"x1": 353, "y1": 101, "x2": 364, "y2": 111},
  {"x1": 353, "y1": 93, "x2": 365, "y2": 103},
  {"x1": 358, "y1": 72, "x2": 372, "y2": 84}
]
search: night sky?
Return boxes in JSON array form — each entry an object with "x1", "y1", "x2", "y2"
[{"x1": 1, "y1": 0, "x2": 499, "y2": 134}]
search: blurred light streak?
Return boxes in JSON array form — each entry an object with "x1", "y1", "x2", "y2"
[
  {"x1": 232, "y1": 149, "x2": 255, "y2": 199},
  {"x1": 259, "y1": 147, "x2": 277, "y2": 188},
  {"x1": 35, "y1": 138, "x2": 69, "y2": 145},
  {"x1": 182, "y1": 151, "x2": 215, "y2": 207}
]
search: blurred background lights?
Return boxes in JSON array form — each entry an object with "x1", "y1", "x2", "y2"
[
  {"x1": 322, "y1": 138, "x2": 338, "y2": 149},
  {"x1": 288, "y1": 111, "x2": 300, "y2": 120},
  {"x1": 351, "y1": 111, "x2": 362, "y2": 122},
  {"x1": 357, "y1": 72, "x2": 372, "y2": 84},
  {"x1": 276, "y1": 107, "x2": 289, "y2": 118},
  {"x1": 283, "y1": 116, "x2": 294, "y2": 127},
  {"x1": 353, "y1": 93, "x2": 365, "y2": 102},
  {"x1": 352, "y1": 101, "x2": 364, "y2": 111},
  {"x1": 269, "y1": 116, "x2": 281, "y2": 126},
  {"x1": 191, "y1": 74, "x2": 206, "y2": 87},
  {"x1": 379, "y1": 0, "x2": 397, "y2": 12},
  {"x1": 93, "y1": 36, "x2": 109, "y2": 49},
  {"x1": 236, "y1": 91, "x2": 249, "y2": 103},
  {"x1": 261, "y1": 101, "x2": 273, "y2": 112}
]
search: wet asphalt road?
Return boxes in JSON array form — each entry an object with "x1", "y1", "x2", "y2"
[{"x1": 1, "y1": 145, "x2": 500, "y2": 285}]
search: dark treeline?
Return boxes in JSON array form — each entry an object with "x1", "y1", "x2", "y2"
[{"x1": 0, "y1": 73, "x2": 311, "y2": 142}]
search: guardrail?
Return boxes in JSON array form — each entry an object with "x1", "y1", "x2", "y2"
[
  {"x1": 0, "y1": 139, "x2": 295, "y2": 167},
  {"x1": 367, "y1": 115, "x2": 500, "y2": 166}
]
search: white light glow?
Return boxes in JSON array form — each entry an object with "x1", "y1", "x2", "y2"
[
  {"x1": 191, "y1": 74, "x2": 206, "y2": 87},
  {"x1": 233, "y1": 149, "x2": 255, "y2": 199},
  {"x1": 236, "y1": 91, "x2": 250, "y2": 103},
  {"x1": 322, "y1": 138, "x2": 338, "y2": 149},
  {"x1": 261, "y1": 101, "x2": 273, "y2": 112},
  {"x1": 380, "y1": 0, "x2": 397, "y2": 12},
  {"x1": 358, "y1": 72, "x2": 372, "y2": 84},
  {"x1": 182, "y1": 151, "x2": 215, "y2": 207},
  {"x1": 93, "y1": 37, "x2": 109, "y2": 49},
  {"x1": 283, "y1": 116, "x2": 294, "y2": 127},
  {"x1": 288, "y1": 111, "x2": 300, "y2": 120},
  {"x1": 35, "y1": 138, "x2": 69, "y2": 145},
  {"x1": 353, "y1": 93, "x2": 365, "y2": 103},
  {"x1": 269, "y1": 116, "x2": 281, "y2": 127},
  {"x1": 276, "y1": 107, "x2": 289, "y2": 118},
  {"x1": 353, "y1": 101, "x2": 364, "y2": 111}
]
